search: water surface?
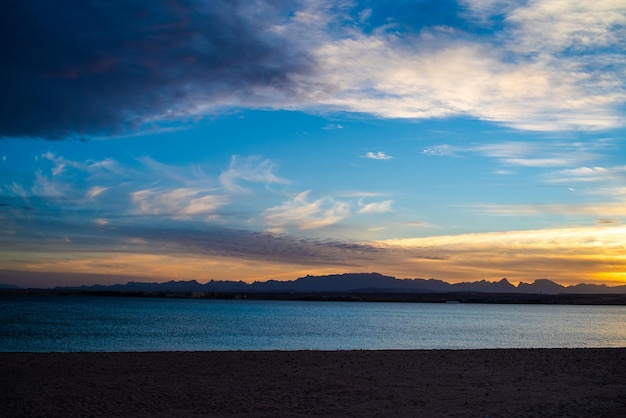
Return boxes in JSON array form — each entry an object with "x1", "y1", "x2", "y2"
[{"x1": 1, "y1": 294, "x2": 625, "y2": 351}]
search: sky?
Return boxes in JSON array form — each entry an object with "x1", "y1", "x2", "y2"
[{"x1": 1, "y1": 0, "x2": 625, "y2": 288}]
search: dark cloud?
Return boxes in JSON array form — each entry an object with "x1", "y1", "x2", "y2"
[
  {"x1": 0, "y1": 0, "x2": 311, "y2": 139},
  {"x1": 138, "y1": 224, "x2": 448, "y2": 267},
  {"x1": 596, "y1": 218, "x2": 619, "y2": 225},
  {"x1": 0, "y1": 205, "x2": 437, "y2": 269},
  {"x1": 130, "y1": 224, "x2": 385, "y2": 267}
]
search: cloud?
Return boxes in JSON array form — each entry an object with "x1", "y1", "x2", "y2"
[
  {"x1": 359, "y1": 200, "x2": 394, "y2": 214},
  {"x1": 304, "y1": 30, "x2": 625, "y2": 131},
  {"x1": 542, "y1": 165, "x2": 626, "y2": 183},
  {"x1": 377, "y1": 224, "x2": 626, "y2": 284},
  {"x1": 593, "y1": 186, "x2": 626, "y2": 197},
  {"x1": 469, "y1": 201, "x2": 626, "y2": 217},
  {"x1": 493, "y1": 169, "x2": 515, "y2": 175},
  {"x1": 0, "y1": 216, "x2": 395, "y2": 278},
  {"x1": 381, "y1": 225, "x2": 626, "y2": 252},
  {"x1": 314, "y1": 0, "x2": 626, "y2": 130},
  {"x1": 2, "y1": 153, "x2": 414, "y2": 275},
  {"x1": 219, "y1": 155, "x2": 288, "y2": 194},
  {"x1": 501, "y1": 158, "x2": 574, "y2": 167},
  {"x1": 0, "y1": 0, "x2": 313, "y2": 139},
  {"x1": 3, "y1": 152, "x2": 400, "y2": 258},
  {"x1": 2, "y1": 0, "x2": 624, "y2": 139},
  {"x1": 41, "y1": 152, "x2": 85, "y2": 175},
  {"x1": 393, "y1": 226, "x2": 626, "y2": 270},
  {"x1": 473, "y1": 142, "x2": 569, "y2": 165},
  {"x1": 338, "y1": 191, "x2": 388, "y2": 198},
  {"x1": 364, "y1": 151, "x2": 393, "y2": 160},
  {"x1": 2, "y1": 153, "x2": 288, "y2": 225},
  {"x1": 87, "y1": 186, "x2": 110, "y2": 199},
  {"x1": 322, "y1": 123, "x2": 343, "y2": 130},
  {"x1": 597, "y1": 218, "x2": 620, "y2": 225},
  {"x1": 31, "y1": 171, "x2": 69, "y2": 198},
  {"x1": 502, "y1": 0, "x2": 626, "y2": 55},
  {"x1": 3, "y1": 186, "x2": 626, "y2": 285},
  {"x1": 263, "y1": 190, "x2": 350, "y2": 231},
  {"x1": 422, "y1": 145, "x2": 463, "y2": 157},
  {"x1": 131, "y1": 188, "x2": 229, "y2": 219},
  {"x1": 423, "y1": 140, "x2": 602, "y2": 167}
]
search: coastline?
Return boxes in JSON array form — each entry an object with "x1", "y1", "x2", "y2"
[
  {"x1": 2, "y1": 348, "x2": 625, "y2": 417},
  {"x1": 4, "y1": 288, "x2": 626, "y2": 305}
]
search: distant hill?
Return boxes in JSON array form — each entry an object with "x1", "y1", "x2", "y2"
[
  {"x1": 54, "y1": 272, "x2": 626, "y2": 294},
  {"x1": 0, "y1": 283, "x2": 19, "y2": 289}
]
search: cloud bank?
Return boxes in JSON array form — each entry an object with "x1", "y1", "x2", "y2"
[{"x1": 2, "y1": 0, "x2": 625, "y2": 139}]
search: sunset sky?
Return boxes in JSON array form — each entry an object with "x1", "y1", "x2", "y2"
[{"x1": 1, "y1": 0, "x2": 625, "y2": 288}]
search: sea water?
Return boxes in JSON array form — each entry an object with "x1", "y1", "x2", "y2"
[{"x1": 1, "y1": 294, "x2": 625, "y2": 352}]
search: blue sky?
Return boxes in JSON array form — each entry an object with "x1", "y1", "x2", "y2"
[{"x1": 1, "y1": 0, "x2": 625, "y2": 287}]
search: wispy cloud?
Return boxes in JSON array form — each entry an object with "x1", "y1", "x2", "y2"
[
  {"x1": 263, "y1": 191, "x2": 350, "y2": 231},
  {"x1": 363, "y1": 151, "x2": 393, "y2": 160},
  {"x1": 358, "y1": 200, "x2": 394, "y2": 214},
  {"x1": 2, "y1": 153, "x2": 289, "y2": 225},
  {"x1": 41, "y1": 152, "x2": 85, "y2": 175},
  {"x1": 131, "y1": 188, "x2": 228, "y2": 219},
  {"x1": 2, "y1": 152, "x2": 400, "y2": 263},
  {"x1": 542, "y1": 165, "x2": 626, "y2": 183},
  {"x1": 473, "y1": 142, "x2": 581, "y2": 167},
  {"x1": 87, "y1": 186, "x2": 110, "y2": 199},
  {"x1": 469, "y1": 201, "x2": 626, "y2": 217},
  {"x1": 493, "y1": 169, "x2": 515, "y2": 175},
  {"x1": 423, "y1": 140, "x2": 601, "y2": 167},
  {"x1": 219, "y1": 155, "x2": 288, "y2": 194},
  {"x1": 338, "y1": 191, "x2": 389, "y2": 198},
  {"x1": 31, "y1": 171, "x2": 68, "y2": 198},
  {"x1": 502, "y1": 158, "x2": 574, "y2": 167},
  {"x1": 592, "y1": 186, "x2": 626, "y2": 197}
]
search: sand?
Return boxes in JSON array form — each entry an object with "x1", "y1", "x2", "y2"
[{"x1": 1, "y1": 349, "x2": 625, "y2": 417}]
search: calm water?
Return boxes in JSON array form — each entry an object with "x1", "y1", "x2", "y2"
[{"x1": 1, "y1": 294, "x2": 625, "y2": 352}]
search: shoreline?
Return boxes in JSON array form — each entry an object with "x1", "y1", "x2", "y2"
[
  {"x1": 4, "y1": 289, "x2": 626, "y2": 305},
  {"x1": 2, "y1": 348, "x2": 625, "y2": 417}
]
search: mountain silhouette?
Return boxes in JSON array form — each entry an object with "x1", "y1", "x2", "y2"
[{"x1": 54, "y1": 272, "x2": 626, "y2": 294}]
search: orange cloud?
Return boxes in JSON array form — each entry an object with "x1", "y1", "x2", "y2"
[{"x1": 2, "y1": 225, "x2": 624, "y2": 287}]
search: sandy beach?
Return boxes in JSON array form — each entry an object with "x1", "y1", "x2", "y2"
[{"x1": 1, "y1": 348, "x2": 625, "y2": 417}]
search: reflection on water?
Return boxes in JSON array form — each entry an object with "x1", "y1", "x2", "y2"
[{"x1": 1, "y1": 294, "x2": 625, "y2": 352}]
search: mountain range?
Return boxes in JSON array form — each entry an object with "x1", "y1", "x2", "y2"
[{"x1": 56, "y1": 272, "x2": 626, "y2": 294}]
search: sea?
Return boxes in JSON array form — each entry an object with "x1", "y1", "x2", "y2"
[{"x1": 1, "y1": 293, "x2": 625, "y2": 352}]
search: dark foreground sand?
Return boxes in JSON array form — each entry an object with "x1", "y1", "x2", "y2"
[{"x1": 1, "y1": 349, "x2": 625, "y2": 417}]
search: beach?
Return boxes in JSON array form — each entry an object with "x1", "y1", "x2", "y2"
[{"x1": 1, "y1": 348, "x2": 625, "y2": 417}]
